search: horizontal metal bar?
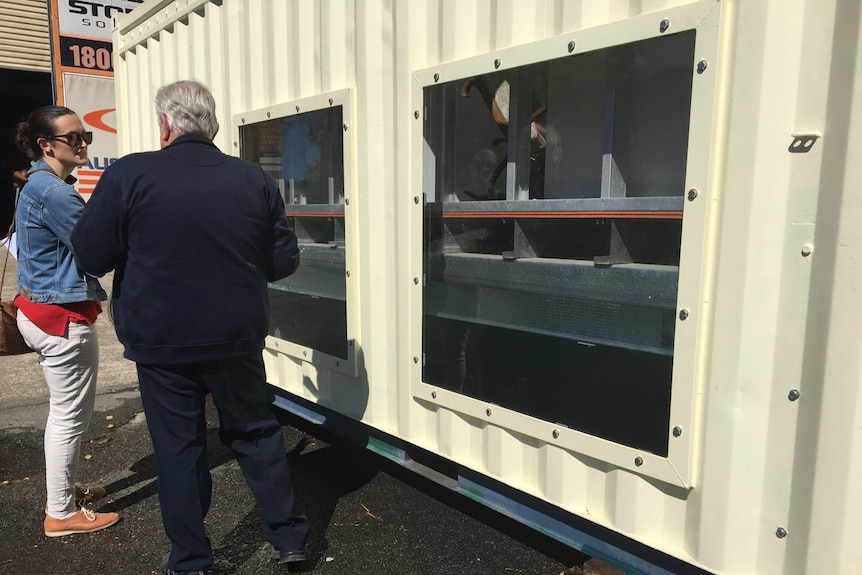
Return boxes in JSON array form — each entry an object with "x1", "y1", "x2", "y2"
[
  {"x1": 438, "y1": 253, "x2": 678, "y2": 308},
  {"x1": 425, "y1": 283, "x2": 674, "y2": 356},
  {"x1": 268, "y1": 243, "x2": 346, "y2": 300},
  {"x1": 425, "y1": 254, "x2": 678, "y2": 355},
  {"x1": 428, "y1": 196, "x2": 684, "y2": 214},
  {"x1": 286, "y1": 205, "x2": 345, "y2": 216}
]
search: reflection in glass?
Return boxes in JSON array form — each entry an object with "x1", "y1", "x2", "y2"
[
  {"x1": 241, "y1": 107, "x2": 344, "y2": 205},
  {"x1": 422, "y1": 31, "x2": 696, "y2": 456},
  {"x1": 240, "y1": 106, "x2": 349, "y2": 360}
]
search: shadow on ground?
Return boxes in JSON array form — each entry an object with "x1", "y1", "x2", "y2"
[{"x1": 0, "y1": 392, "x2": 576, "y2": 575}]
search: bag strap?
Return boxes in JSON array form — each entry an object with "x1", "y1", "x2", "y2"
[
  {"x1": 1, "y1": 221, "x2": 12, "y2": 295},
  {"x1": 2, "y1": 178, "x2": 19, "y2": 292},
  {"x1": 1, "y1": 177, "x2": 29, "y2": 295},
  {"x1": 2, "y1": 196, "x2": 16, "y2": 294},
  {"x1": 4, "y1": 168, "x2": 57, "y2": 238},
  {"x1": 1, "y1": 167, "x2": 59, "y2": 293}
]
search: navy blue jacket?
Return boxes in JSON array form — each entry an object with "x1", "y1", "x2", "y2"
[{"x1": 71, "y1": 135, "x2": 299, "y2": 364}]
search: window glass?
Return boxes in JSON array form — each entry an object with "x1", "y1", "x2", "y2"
[
  {"x1": 422, "y1": 31, "x2": 695, "y2": 456},
  {"x1": 240, "y1": 107, "x2": 348, "y2": 360}
]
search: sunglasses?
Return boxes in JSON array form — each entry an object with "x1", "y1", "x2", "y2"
[{"x1": 49, "y1": 131, "x2": 93, "y2": 147}]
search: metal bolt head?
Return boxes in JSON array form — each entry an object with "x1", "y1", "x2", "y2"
[
  {"x1": 329, "y1": 97, "x2": 334, "y2": 105},
  {"x1": 343, "y1": 123, "x2": 349, "y2": 131},
  {"x1": 486, "y1": 408, "x2": 493, "y2": 416},
  {"x1": 776, "y1": 527, "x2": 788, "y2": 539},
  {"x1": 552, "y1": 429, "x2": 560, "y2": 439},
  {"x1": 567, "y1": 40, "x2": 576, "y2": 53},
  {"x1": 801, "y1": 244, "x2": 813, "y2": 257},
  {"x1": 788, "y1": 389, "x2": 801, "y2": 401},
  {"x1": 345, "y1": 270, "x2": 350, "y2": 277},
  {"x1": 414, "y1": 195, "x2": 420, "y2": 204},
  {"x1": 687, "y1": 188, "x2": 698, "y2": 201},
  {"x1": 679, "y1": 309, "x2": 690, "y2": 321},
  {"x1": 295, "y1": 105, "x2": 300, "y2": 112},
  {"x1": 697, "y1": 59, "x2": 709, "y2": 74},
  {"x1": 267, "y1": 111, "x2": 271, "y2": 118},
  {"x1": 494, "y1": 58, "x2": 501, "y2": 69},
  {"x1": 634, "y1": 456, "x2": 644, "y2": 467},
  {"x1": 413, "y1": 277, "x2": 419, "y2": 285},
  {"x1": 672, "y1": 426, "x2": 683, "y2": 437},
  {"x1": 433, "y1": 72, "x2": 440, "y2": 82},
  {"x1": 660, "y1": 19, "x2": 670, "y2": 33},
  {"x1": 413, "y1": 356, "x2": 419, "y2": 364},
  {"x1": 431, "y1": 391, "x2": 437, "y2": 399},
  {"x1": 344, "y1": 197, "x2": 350, "y2": 205},
  {"x1": 413, "y1": 110, "x2": 420, "y2": 119}
]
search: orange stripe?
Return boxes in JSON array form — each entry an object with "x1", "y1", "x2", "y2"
[
  {"x1": 285, "y1": 211, "x2": 344, "y2": 217},
  {"x1": 50, "y1": 1, "x2": 64, "y2": 106},
  {"x1": 440, "y1": 211, "x2": 683, "y2": 220}
]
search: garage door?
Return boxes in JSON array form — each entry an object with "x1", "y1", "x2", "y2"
[{"x1": 0, "y1": 0, "x2": 50, "y2": 72}]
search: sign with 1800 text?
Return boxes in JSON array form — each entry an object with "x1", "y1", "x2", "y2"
[
  {"x1": 49, "y1": 0, "x2": 143, "y2": 195},
  {"x1": 54, "y1": 0, "x2": 144, "y2": 74}
]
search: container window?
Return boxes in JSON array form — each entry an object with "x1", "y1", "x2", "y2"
[
  {"x1": 240, "y1": 106, "x2": 349, "y2": 360},
  {"x1": 422, "y1": 31, "x2": 696, "y2": 456}
]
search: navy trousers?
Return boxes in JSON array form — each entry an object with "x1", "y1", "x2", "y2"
[{"x1": 137, "y1": 354, "x2": 309, "y2": 573}]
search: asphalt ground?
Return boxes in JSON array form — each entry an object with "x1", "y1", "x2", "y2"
[{"x1": 0, "y1": 258, "x2": 585, "y2": 575}]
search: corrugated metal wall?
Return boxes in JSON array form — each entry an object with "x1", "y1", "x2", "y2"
[
  {"x1": 0, "y1": 0, "x2": 51, "y2": 72},
  {"x1": 113, "y1": 1, "x2": 862, "y2": 574}
]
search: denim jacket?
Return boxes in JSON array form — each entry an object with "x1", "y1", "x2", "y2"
[{"x1": 15, "y1": 159, "x2": 107, "y2": 304}]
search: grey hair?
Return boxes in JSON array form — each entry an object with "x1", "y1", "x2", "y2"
[{"x1": 155, "y1": 80, "x2": 219, "y2": 138}]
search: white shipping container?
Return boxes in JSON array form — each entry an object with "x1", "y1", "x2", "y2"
[{"x1": 113, "y1": 1, "x2": 862, "y2": 574}]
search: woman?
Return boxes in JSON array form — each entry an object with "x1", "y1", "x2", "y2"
[{"x1": 14, "y1": 106, "x2": 119, "y2": 536}]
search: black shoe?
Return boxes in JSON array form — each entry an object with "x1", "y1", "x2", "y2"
[
  {"x1": 159, "y1": 552, "x2": 215, "y2": 575},
  {"x1": 272, "y1": 548, "x2": 307, "y2": 564}
]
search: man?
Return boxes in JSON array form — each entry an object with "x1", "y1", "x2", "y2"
[{"x1": 71, "y1": 80, "x2": 308, "y2": 575}]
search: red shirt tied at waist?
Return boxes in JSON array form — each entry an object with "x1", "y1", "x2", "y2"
[{"x1": 14, "y1": 294, "x2": 102, "y2": 337}]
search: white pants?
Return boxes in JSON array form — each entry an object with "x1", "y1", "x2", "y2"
[{"x1": 17, "y1": 313, "x2": 99, "y2": 519}]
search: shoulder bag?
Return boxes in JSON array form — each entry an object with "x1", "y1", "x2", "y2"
[{"x1": 0, "y1": 198, "x2": 33, "y2": 356}]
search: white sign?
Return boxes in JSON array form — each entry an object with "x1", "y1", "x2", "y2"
[
  {"x1": 50, "y1": 1, "x2": 142, "y2": 195},
  {"x1": 57, "y1": 0, "x2": 144, "y2": 40},
  {"x1": 63, "y1": 73, "x2": 120, "y2": 195}
]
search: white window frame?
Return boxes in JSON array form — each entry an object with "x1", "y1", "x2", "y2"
[
  {"x1": 235, "y1": 88, "x2": 360, "y2": 377},
  {"x1": 409, "y1": 1, "x2": 722, "y2": 489}
]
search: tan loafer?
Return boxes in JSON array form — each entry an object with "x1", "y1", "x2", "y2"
[{"x1": 44, "y1": 507, "x2": 120, "y2": 537}]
